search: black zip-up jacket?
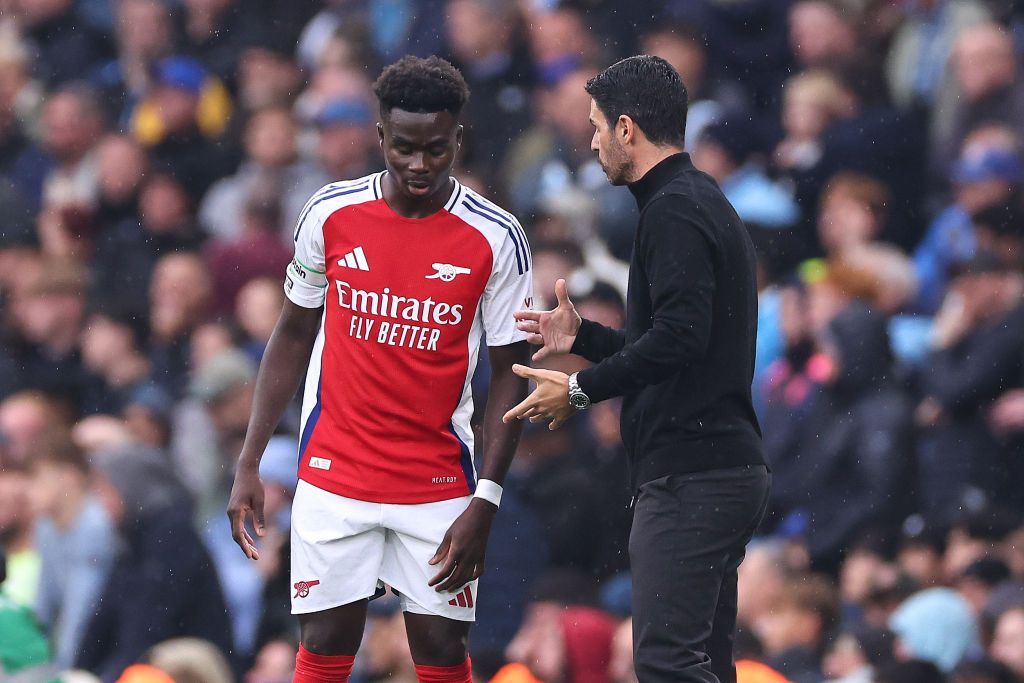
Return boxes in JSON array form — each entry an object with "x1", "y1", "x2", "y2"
[{"x1": 572, "y1": 153, "x2": 765, "y2": 489}]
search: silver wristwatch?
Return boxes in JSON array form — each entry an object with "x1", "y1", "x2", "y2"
[{"x1": 567, "y1": 372, "x2": 591, "y2": 411}]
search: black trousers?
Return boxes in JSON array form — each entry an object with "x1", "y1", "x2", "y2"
[{"x1": 630, "y1": 464, "x2": 771, "y2": 683}]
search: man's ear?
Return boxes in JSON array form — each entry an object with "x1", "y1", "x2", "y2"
[
  {"x1": 618, "y1": 115, "x2": 635, "y2": 145},
  {"x1": 377, "y1": 122, "x2": 385, "y2": 146},
  {"x1": 456, "y1": 124, "x2": 464, "y2": 148}
]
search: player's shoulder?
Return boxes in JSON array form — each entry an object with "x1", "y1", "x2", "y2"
[
  {"x1": 449, "y1": 184, "x2": 531, "y2": 272},
  {"x1": 295, "y1": 172, "x2": 384, "y2": 239}
]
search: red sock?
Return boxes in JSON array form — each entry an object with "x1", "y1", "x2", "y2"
[
  {"x1": 293, "y1": 644, "x2": 355, "y2": 682},
  {"x1": 415, "y1": 657, "x2": 473, "y2": 683}
]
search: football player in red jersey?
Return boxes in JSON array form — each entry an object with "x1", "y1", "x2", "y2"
[{"x1": 227, "y1": 56, "x2": 532, "y2": 683}]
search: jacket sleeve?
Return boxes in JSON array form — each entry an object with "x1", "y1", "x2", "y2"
[
  {"x1": 571, "y1": 318, "x2": 626, "y2": 363},
  {"x1": 576, "y1": 195, "x2": 716, "y2": 403}
]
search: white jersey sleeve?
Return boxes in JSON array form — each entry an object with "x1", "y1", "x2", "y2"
[
  {"x1": 482, "y1": 229, "x2": 533, "y2": 346},
  {"x1": 284, "y1": 190, "x2": 330, "y2": 308}
]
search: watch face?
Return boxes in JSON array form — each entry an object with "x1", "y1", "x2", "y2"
[{"x1": 570, "y1": 393, "x2": 590, "y2": 410}]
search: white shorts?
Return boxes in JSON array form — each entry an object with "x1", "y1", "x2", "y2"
[{"x1": 290, "y1": 480, "x2": 478, "y2": 621}]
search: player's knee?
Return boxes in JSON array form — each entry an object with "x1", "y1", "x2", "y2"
[{"x1": 409, "y1": 624, "x2": 468, "y2": 665}]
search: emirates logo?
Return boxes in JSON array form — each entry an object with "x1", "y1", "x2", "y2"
[{"x1": 293, "y1": 580, "x2": 321, "y2": 598}]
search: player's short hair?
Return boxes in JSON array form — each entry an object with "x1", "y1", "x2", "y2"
[
  {"x1": 585, "y1": 55, "x2": 688, "y2": 148},
  {"x1": 373, "y1": 56, "x2": 470, "y2": 118}
]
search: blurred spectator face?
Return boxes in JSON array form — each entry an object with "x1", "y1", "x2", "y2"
[
  {"x1": 642, "y1": 29, "x2": 705, "y2": 98},
  {"x1": 140, "y1": 176, "x2": 192, "y2": 234},
  {"x1": 245, "y1": 639, "x2": 297, "y2": 683},
  {"x1": 609, "y1": 617, "x2": 637, "y2": 683},
  {"x1": 26, "y1": 456, "x2": 84, "y2": 520},
  {"x1": 0, "y1": 393, "x2": 57, "y2": 465},
  {"x1": 824, "y1": 633, "x2": 869, "y2": 679},
  {"x1": 117, "y1": 0, "x2": 173, "y2": 60},
  {"x1": 17, "y1": 277, "x2": 86, "y2": 351},
  {"x1": 551, "y1": 70, "x2": 598, "y2": 154},
  {"x1": 184, "y1": 0, "x2": 233, "y2": 19},
  {"x1": 317, "y1": 110, "x2": 373, "y2": 177},
  {"x1": 841, "y1": 548, "x2": 896, "y2": 605},
  {"x1": 783, "y1": 71, "x2": 849, "y2": 142},
  {"x1": 506, "y1": 602, "x2": 567, "y2": 681},
  {"x1": 149, "y1": 253, "x2": 212, "y2": 342},
  {"x1": 898, "y1": 543, "x2": 944, "y2": 588},
  {"x1": 97, "y1": 135, "x2": 148, "y2": 205},
  {"x1": 691, "y1": 138, "x2": 735, "y2": 184},
  {"x1": 123, "y1": 405, "x2": 168, "y2": 449},
  {"x1": 755, "y1": 578, "x2": 836, "y2": 655},
  {"x1": 42, "y1": 90, "x2": 102, "y2": 163},
  {"x1": 737, "y1": 543, "x2": 788, "y2": 626},
  {"x1": 72, "y1": 415, "x2": 134, "y2": 454},
  {"x1": 789, "y1": 0, "x2": 857, "y2": 68},
  {"x1": 527, "y1": 8, "x2": 595, "y2": 67},
  {"x1": 817, "y1": 175, "x2": 888, "y2": 255},
  {"x1": 944, "y1": 527, "x2": 992, "y2": 583},
  {"x1": 246, "y1": 108, "x2": 296, "y2": 168},
  {"x1": 236, "y1": 278, "x2": 283, "y2": 344},
  {"x1": 190, "y1": 322, "x2": 234, "y2": 372},
  {"x1": 953, "y1": 25, "x2": 1015, "y2": 103},
  {"x1": 445, "y1": 0, "x2": 514, "y2": 62},
  {"x1": 238, "y1": 48, "x2": 301, "y2": 110},
  {"x1": 157, "y1": 85, "x2": 201, "y2": 135},
  {"x1": 807, "y1": 279, "x2": 848, "y2": 335},
  {"x1": 991, "y1": 609, "x2": 1024, "y2": 681},
  {"x1": 80, "y1": 313, "x2": 138, "y2": 374}
]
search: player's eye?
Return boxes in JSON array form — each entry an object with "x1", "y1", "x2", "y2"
[{"x1": 429, "y1": 146, "x2": 447, "y2": 157}]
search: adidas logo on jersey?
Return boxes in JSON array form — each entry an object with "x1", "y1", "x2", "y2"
[{"x1": 338, "y1": 246, "x2": 370, "y2": 271}]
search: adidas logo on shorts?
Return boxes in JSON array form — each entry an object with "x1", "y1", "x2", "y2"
[{"x1": 448, "y1": 585, "x2": 474, "y2": 608}]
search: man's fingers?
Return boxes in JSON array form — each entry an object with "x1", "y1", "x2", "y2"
[
  {"x1": 514, "y1": 310, "x2": 543, "y2": 322},
  {"x1": 532, "y1": 346, "x2": 550, "y2": 362},
  {"x1": 549, "y1": 416, "x2": 566, "y2": 431},
  {"x1": 253, "y1": 497, "x2": 266, "y2": 537},
  {"x1": 429, "y1": 536, "x2": 451, "y2": 566},
  {"x1": 511, "y1": 364, "x2": 541, "y2": 381},
  {"x1": 554, "y1": 278, "x2": 571, "y2": 308},
  {"x1": 503, "y1": 393, "x2": 537, "y2": 423},
  {"x1": 516, "y1": 319, "x2": 540, "y2": 332},
  {"x1": 429, "y1": 554, "x2": 457, "y2": 587},
  {"x1": 436, "y1": 563, "x2": 471, "y2": 593},
  {"x1": 525, "y1": 332, "x2": 544, "y2": 346}
]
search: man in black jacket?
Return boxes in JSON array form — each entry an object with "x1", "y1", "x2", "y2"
[{"x1": 504, "y1": 56, "x2": 769, "y2": 683}]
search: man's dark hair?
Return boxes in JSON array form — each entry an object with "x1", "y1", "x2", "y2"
[
  {"x1": 372, "y1": 56, "x2": 470, "y2": 117},
  {"x1": 585, "y1": 55, "x2": 688, "y2": 148}
]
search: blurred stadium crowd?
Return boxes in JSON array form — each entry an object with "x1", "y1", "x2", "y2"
[{"x1": 2, "y1": 0, "x2": 1024, "y2": 682}]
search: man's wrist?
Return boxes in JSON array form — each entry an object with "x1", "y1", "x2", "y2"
[{"x1": 473, "y1": 479, "x2": 503, "y2": 508}]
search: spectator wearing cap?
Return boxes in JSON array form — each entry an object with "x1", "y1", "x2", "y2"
[
  {"x1": 915, "y1": 250, "x2": 1024, "y2": 524},
  {"x1": 26, "y1": 432, "x2": 117, "y2": 669},
  {"x1": 130, "y1": 56, "x2": 237, "y2": 202},
  {"x1": 77, "y1": 445, "x2": 232, "y2": 680},
  {"x1": 890, "y1": 588, "x2": 981, "y2": 672},
  {"x1": 313, "y1": 96, "x2": 378, "y2": 182},
  {"x1": 957, "y1": 558, "x2": 1012, "y2": 615},
  {"x1": 913, "y1": 134, "x2": 1023, "y2": 313},
  {"x1": 200, "y1": 106, "x2": 324, "y2": 242}
]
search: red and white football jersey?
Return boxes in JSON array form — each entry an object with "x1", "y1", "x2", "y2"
[{"x1": 284, "y1": 172, "x2": 532, "y2": 504}]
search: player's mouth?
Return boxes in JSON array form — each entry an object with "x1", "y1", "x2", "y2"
[{"x1": 405, "y1": 178, "x2": 433, "y2": 196}]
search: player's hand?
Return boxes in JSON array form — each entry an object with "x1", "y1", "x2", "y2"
[
  {"x1": 428, "y1": 498, "x2": 496, "y2": 593},
  {"x1": 514, "y1": 278, "x2": 581, "y2": 362},
  {"x1": 501, "y1": 365, "x2": 574, "y2": 430},
  {"x1": 227, "y1": 463, "x2": 266, "y2": 561}
]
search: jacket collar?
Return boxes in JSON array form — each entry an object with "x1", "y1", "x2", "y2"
[{"x1": 628, "y1": 152, "x2": 691, "y2": 208}]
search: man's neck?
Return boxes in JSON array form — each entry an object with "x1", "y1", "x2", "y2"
[{"x1": 626, "y1": 146, "x2": 684, "y2": 185}]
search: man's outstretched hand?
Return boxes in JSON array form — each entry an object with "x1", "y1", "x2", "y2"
[
  {"x1": 502, "y1": 365, "x2": 574, "y2": 430},
  {"x1": 514, "y1": 278, "x2": 581, "y2": 362}
]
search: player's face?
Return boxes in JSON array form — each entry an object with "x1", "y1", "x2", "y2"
[
  {"x1": 378, "y1": 109, "x2": 462, "y2": 201},
  {"x1": 589, "y1": 99, "x2": 633, "y2": 186}
]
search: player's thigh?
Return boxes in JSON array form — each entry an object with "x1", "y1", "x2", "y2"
[
  {"x1": 298, "y1": 599, "x2": 370, "y2": 656},
  {"x1": 403, "y1": 611, "x2": 471, "y2": 666}
]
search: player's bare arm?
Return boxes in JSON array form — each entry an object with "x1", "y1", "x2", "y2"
[
  {"x1": 513, "y1": 278, "x2": 581, "y2": 362},
  {"x1": 429, "y1": 340, "x2": 530, "y2": 592},
  {"x1": 227, "y1": 300, "x2": 322, "y2": 560}
]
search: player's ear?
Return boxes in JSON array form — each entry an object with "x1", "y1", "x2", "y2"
[
  {"x1": 377, "y1": 122, "x2": 385, "y2": 147},
  {"x1": 455, "y1": 124, "x2": 464, "y2": 149}
]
